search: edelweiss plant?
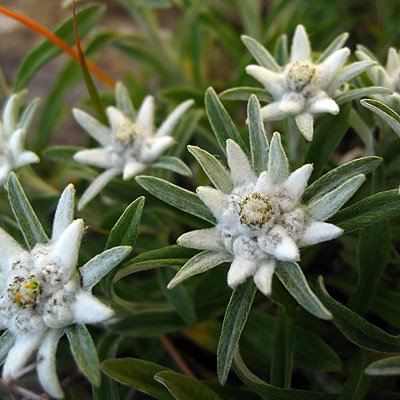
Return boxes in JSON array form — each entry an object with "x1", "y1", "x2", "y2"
[
  {"x1": 243, "y1": 25, "x2": 374, "y2": 140},
  {"x1": 0, "y1": 90, "x2": 40, "y2": 185},
  {"x1": 0, "y1": 174, "x2": 131, "y2": 398},
  {"x1": 73, "y1": 82, "x2": 194, "y2": 209}
]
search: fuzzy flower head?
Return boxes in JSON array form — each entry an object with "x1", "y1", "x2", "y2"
[
  {"x1": 73, "y1": 82, "x2": 194, "y2": 209},
  {"x1": 173, "y1": 134, "x2": 365, "y2": 296},
  {"x1": 356, "y1": 45, "x2": 400, "y2": 107},
  {"x1": 0, "y1": 91, "x2": 40, "y2": 185},
  {"x1": 0, "y1": 176, "x2": 131, "y2": 398},
  {"x1": 244, "y1": 25, "x2": 374, "y2": 140}
]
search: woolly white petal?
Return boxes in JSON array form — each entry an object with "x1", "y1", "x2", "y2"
[
  {"x1": 15, "y1": 151, "x2": 40, "y2": 168},
  {"x1": 8, "y1": 128, "x2": 26, "y2": 158},
  {"x1": 3, "y1": 92, "x2": 21, "y2": 138},
  {"x1": 52, "y1": 219, "x2": 84, "y2": 280},
  {"x1": 0, "y1": 228, "x2": 31, "y2": 273},
  {"x1": 282, "y1": 164, "x2": 313, "y2": 203},
  {"x1": 318, "y1": 48, "x2": 350, "y2": 83},
  {"x1": 37, "y1": 329, "x2": 64, "y2": 399},
  {"x1": 260, "y1": 225, "x2": 300, "y2": 262},
  {"x1": 0, "y1": 164, "x2": 10, "y2": 186},
  {"x1": 73, "y1": 108, "x2": 111, "y2": 147},
  {"x1": 295, "y1": 113, "x2": 314, "y2": 141},
  {"x1": 253, "y1": 259, "x2": 276, "y2": 295},
  {"x1": 308, "y1": 97, "x2": 339, "y2": 115},
  {"x1": 52, "y1": 184, "x2": 75, "y2": 241},
  {"x1": 260, "y1": 102, "x2": 287, "y2": 121},
  {"x1": 279, "y1": 93, "x2": 306, "y2": 115},
  {"x1": 106, "y1": 106, "x2": 129, "y2": 134},
  {"x1": 2, "y1": 333, "x2": 43, "y2": 381},
  {"x1": 140, "y1": 136, "x2": 174, "y2": 162},
  {"x1": 290, "y1": 25, "x2": 311, "y2": 62},
  {"x1": 226, "y1": 139, "x2": 256, "y2": 186},
  {"x1": 227, "y1": 256, "x2": 258, "y2": 289},
  {"x1": 386, "y1": 47, "x2": 400, "y2": 75},
  {"x1": 254, "y1": 171, "x2": 273, "y2": 194},
  {"x1": 299, "y1": 221, "x2": 343, "y2": 247},
  {"x1": 77, "y1": 168, "x2": 120, "y2": 211},
  {"x1": 156, "y1": 99, "x2": 194, "y2": 137},
  {"x1": 74, "y1": 148, "x2": 120, "y2": 169},
  {"x1": 72, "y1": 291, "x2": 114, "y2": 324},
  {"x1": 196, "y1": 186, "x2": 227, "y2": 219},
  {"x1": 122, "y1": 160, "x2": 146, "y2": 180},
  {"x1": 177, "y1": 228, "x2": 224, "y2": 251},
  {"x1": 245, "y1": 65, "x2": 285, "y2": 97},
  {"x1": 268, "y1": 132, "x2": 289, "y2": 184},
  {"x1": 136, "y1": 96, "x2": 155, "y2": 138}
]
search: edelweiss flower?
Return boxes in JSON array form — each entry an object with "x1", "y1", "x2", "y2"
[
  {"x1": 0, "y1": 91, "x2": 40, "y2": 184},
  {"x1": 0, "y1": 178, "x2": 131, "y2": 398},
  {"x1": 73, "y1": 83, "x2": 194, "y2": 209},
  {"x1": 356, "y1": 45, "x2": 400, "y2": 107},
  {"x1": 172, "y1": 134, "x2": 365, "y2": 295},
  {"x1": 244, "y1": 25, "x2": 374, "y2": 140}
]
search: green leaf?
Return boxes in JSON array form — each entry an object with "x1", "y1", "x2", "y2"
[
  {"x1": 366, "y1": 355, "x2": 400, "y2": 376},
  {"x1": 305, "y1": 104, "x2": 350, "y2": 182},
  {"x1": 361, "y1": 98, "x2": 400, "y2": 137},
  {"x1": 205, "y1": 87, "x2": 247, "y2": 154},
  {"x1": 348, "y1": 222, "x2": 390, "y2": 314},
  {"x1": 67, "y1": 324, "x2": 101, "y2": 386},
  {"x1": 43, "y1": 145, "x2": 86, "y2": 166},
  {"x1": 19, "y1": 97, "x2": 40, "y2": 131},
  {"x1": 217, "y1": 279, "x2": 257, "y2": 384},
  {"x1": 106, "y1": 197, "x2": 145, "y2": 249},
  {"x1": 248, "y1": 95, "x2": 269, "y2": 175},
  {"x1": 155, "y1": 371, "x2": 223, "y2": 400},
  {"x1": 330, "y1": 189, "x2": 400, "y2": 232},
  {"x1": 233, "y1": 349, "x2": 336, "y2": 400},
  {"x1": 303, "y1": 156, "x2": 382, "y2": 202},
  {"x1": 0, "y1": 331, "x2": 14, "y2": 367},
  {"x1": 101, "y1": 358, "x2": 172, "y2": 400},
  {"x1": 219, "y1": 87, "x2": 272, "y2": 102},
  {"x1": 275, "y1": 262, "x2": 332, "y2": 320},
  {"x1": 241, "y1": 35, "x2": 280, "y2": 71},
  {"x1": 187, "y1": 146, "x2": 233, "y2": 193},
  {"x1": 315, "y1": 277, "x2": 400, "y2": 352},
  {"x1": 14, "y1": 5, "x2": 106, "y2": 91},
  {"x1": 168, "y1": 251, "x2": 232, "y2": 289},
  {"x1": 153, "y1": 156, "x2": 192, "y2": 176},
  {"x1": 7, "y1": 172, "x2": 48, "y2": 249},
  {"x1": 274, "y1": 34, "x2": 289, "y2": 65},
  {"x1": 335, "y1": 87, "x2": 392, "y2": 105},
  {"x1": 316, "y1": 32, "x2": 349, "y2": 63},
  {"x1": 136, "y1": 175, "x2": 216, "y2": 224}
]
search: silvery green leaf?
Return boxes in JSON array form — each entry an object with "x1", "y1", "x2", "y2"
[
  {"x1": 66, "y1": 324, "x2": 101, "y2": 386},
  {"x1": 0, "y1": 331, "x2": 14, "y2": 366},
  {"x1": 217, "y1": 280, "x2": 257, "y2": 385},
  {"x1": 303, "y1": 156, "x2": 382, "y2": 202},
  {"x1": 334, "y1": 86, "x2": 392, "y2": 105},
  {"x1": 316, "y1": 32, "x2": 349, "y2": 63},
  {"x1": 7, "y1": 172, "x2": 48, "y2": 249},
  {"x1": 275, "y1": 262, "x2": 332, "y2": 320},
  {"x1": 306, "y1": 174, "x2": 365, "y2": 221},
  {"x1": 80, "y1": 246, "x2": 132, "y2": 290},
  {"x1": 219, "y1": 87, "x2": 272, "y2": 102},
  {"x1": 248, "y1": 95, "x2": 269, "y2": 174},
  {"x1": 241, "y1": 35, "x2": 281, "y2": 71},
  {"x1": 152, "y1": 156, "x2": 192, "y2": 176},
  {"x1": 274, "y1": 34, "x2": 289, "y2": 65},
  {"x1": 268, "y1": 132, "x2": 289, "y2": 184},
  {"x1": 361, "y1": 98, "x2": 400, "y2": 137},
  {"x1": 136, "y1": 175, "x2": 216, "y2": 223},
  {"x1": 115, "y1": 82, "x2": 136, "y2": 120},
  {"x1": 188, "y1": 146, "x2": 233, "y2": 193},
  {"x1": 168, "y1": 250, "x2": 232, "y2": 289},
  {"x1": 18, "y1": 97, "x2": 40, "y2": 131},
  {"x1": 366, "y1": 356, "x2": 400, "y2": 376}
]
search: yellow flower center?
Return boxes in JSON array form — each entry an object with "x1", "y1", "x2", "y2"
[
  {"x1": 288, "y1": 61, "x2": 316, "y2": 91},
  {"x1": 239, "y1": 192, "x2": 273, "y2": 227},
  {"x1": 114, "y1": 120, "x2": 137, "y2": 144},
  {"x1": 7, "y1": 275, "x2": 41, "y2": 308}
]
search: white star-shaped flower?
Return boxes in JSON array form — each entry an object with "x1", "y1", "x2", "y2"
[
  {"x1": 73, "y1": 83, "x2": 194, "y2": 210},
  {"x1": 0, "y1": 91, "x2": 40, "y2": 185},
  {"x1": 356, "y1": 45, "x2": 400, "y2": 107},
  {"x1": 173, "y1": 134, "x2": 365, "y2": 295},
  {"x1": 244, "y1": 25, "x2": 374, "y2": 140},
  {"x1": 0, "y1": 181, "x2": 132, "y2": 398}
]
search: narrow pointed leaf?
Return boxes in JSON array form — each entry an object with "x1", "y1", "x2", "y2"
[
  {"x1": 241, "y1": 35, "x2": 280, "y2": 71},
  {"x1": 316, "y1": 32, "x2": 349, "y2": 63},
  {"x1": 275, "y1": 262, "x2": 332, "y2": 320},
  {"x1": 0, "y1": 331, "x2": 15, "y2": 366},
  {"x1": 66, "y1": 324, "x2": 101, "y2": 386},
  {"x1": 335, "y1": 87, "x2": 392, "y2": 105},
  {"x1": 219, "y1": 87, "x2": 272, "y2": 102},
  {"x1": 217, "y1": 279, "x2": 257, "y2": 384},
  {"x1": 7, "y1": 172, "x2": 48, "y2": 248},
  {"x1": 366, "y1": 356, "x2": 400, "y2": 376},
  {"x1": 152, "y1": 156, "x2": 192, "y2": 176}
]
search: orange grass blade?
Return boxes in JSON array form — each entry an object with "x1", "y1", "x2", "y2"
[{"x1": 0, "y1": 6, "x2": 115, "y2": 88}]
